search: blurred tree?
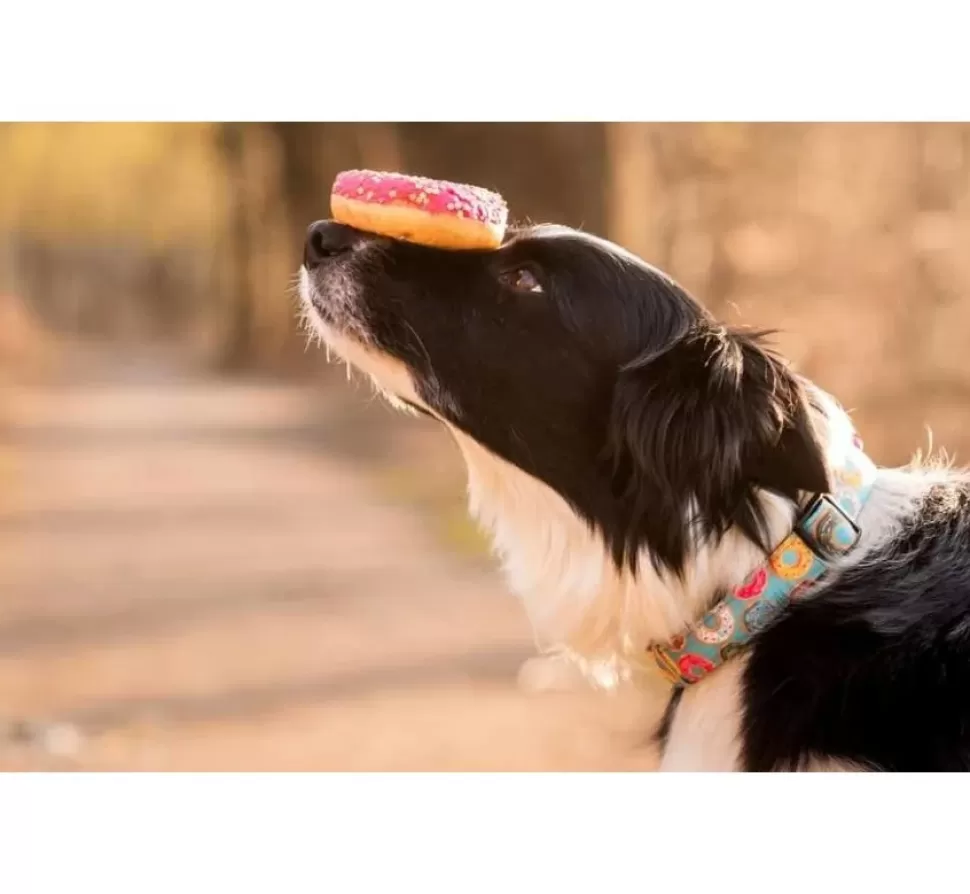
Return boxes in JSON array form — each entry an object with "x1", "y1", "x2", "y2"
[{"x1": 217, "y1": 123, "x2": 253, "y2": 371}]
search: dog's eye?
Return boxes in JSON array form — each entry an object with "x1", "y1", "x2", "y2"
[{"x1": 500, "y1": 267, "x2": 544, "y2": 295}]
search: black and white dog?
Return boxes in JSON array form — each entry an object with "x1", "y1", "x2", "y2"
[{"x1": 298, "y1": 217, "x2": 970, "y2": 772}]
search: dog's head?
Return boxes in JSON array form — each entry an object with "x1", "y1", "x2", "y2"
[{"x1": 300, "y1": 219, "x2": 832, "y2": 653}]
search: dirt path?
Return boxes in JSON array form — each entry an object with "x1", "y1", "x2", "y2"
[{"x1": 0, "y1": 364, "x2": 661, "y2": 770}]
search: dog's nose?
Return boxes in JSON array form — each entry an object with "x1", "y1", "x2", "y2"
[{"x1": 304, "y1": 220, "x2": 357, "y2": 268}]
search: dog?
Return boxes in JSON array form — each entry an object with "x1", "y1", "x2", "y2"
[{"x1": 298, "y1": 217, "x2": 970, "y2": 772}]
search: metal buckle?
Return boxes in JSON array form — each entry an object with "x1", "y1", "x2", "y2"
[{"x1": 795, "y1": 494, "x2": 861, "y2": 561}]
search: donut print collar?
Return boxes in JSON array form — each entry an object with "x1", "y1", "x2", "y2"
[{"x1": 648, "y1": 437, "x2": 878, "y2": 688}]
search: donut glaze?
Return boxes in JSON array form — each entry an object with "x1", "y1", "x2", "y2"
[{"x1": 330, "y1": 169, "x2": 508, "y2": 250}]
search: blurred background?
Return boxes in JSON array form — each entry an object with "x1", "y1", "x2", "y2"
[{"x1": 1, "y1": 122, "x2": 969, "y2": 770}]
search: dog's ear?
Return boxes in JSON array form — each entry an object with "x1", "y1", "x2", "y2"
[{"x1": 605, "y1": 325, "x2": 831, "y2": 571}]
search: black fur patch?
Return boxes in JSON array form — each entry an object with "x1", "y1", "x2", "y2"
[
  {"x1": 741, "y1": 481, "x2": 970, "y2": 771},
  {"x1": 605, "y1": 325, "x2": 830, "y2": 575},
  {"x1": 306, "y1": 223, "x2": 830, "y2": 578}
]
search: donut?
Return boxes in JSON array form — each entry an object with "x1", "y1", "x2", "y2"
[
  {"x1": 692, "y1": 603, "x2": 736, "y2": 645},
  {"x1": 768, "y1": 534, "x2": 815, "y2": 581},
  {"x1": 330, "y1": 169, "x2": 509, "y2": 251}
]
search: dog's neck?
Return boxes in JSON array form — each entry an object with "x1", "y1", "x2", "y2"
[{"x1": 448, "y1": 390, "x2": 861, "y2": 683}]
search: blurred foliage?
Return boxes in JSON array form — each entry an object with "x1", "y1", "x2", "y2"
[
  {"x1": 3, "y1": 122, "x2": 970, "y2": 464},
  {"x1": 0, "y1": 123, "x2": 227, "y2": 243}
]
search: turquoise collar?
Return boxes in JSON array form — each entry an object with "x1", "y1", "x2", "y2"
[{"x1": 649, "y1": 438, "x2": 878, "y2": 687}]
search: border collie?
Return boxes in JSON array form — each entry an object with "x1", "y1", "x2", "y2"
[{"x1": 298, "y1": 217, "x2": 970, "y2": 772}]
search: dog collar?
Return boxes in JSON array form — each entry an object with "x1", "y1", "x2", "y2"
[{"x1": 648, "y1": 439, "x2": 878, "y2": 688}]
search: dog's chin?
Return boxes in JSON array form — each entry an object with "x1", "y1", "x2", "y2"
[
  {"x1": 298, "y1": 266, "x2": 434, "y2": 418},
  {"x1": 299, "y1": 265, "x2": 365, "y2": 340}
]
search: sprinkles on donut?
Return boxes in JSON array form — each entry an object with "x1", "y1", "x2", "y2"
[{"x1": 330, "y1": 169, "x2": 509, "y2": 251}]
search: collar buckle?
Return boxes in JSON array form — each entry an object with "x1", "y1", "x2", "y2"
[{"x1": 795, "y1": 493, "x2": 861, "y2": 561}]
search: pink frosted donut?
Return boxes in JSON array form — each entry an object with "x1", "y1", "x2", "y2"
[{"x1": 330, "y1": 169, "x2": 508, "y2": 250}]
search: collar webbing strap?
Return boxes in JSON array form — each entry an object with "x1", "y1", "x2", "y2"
[{"x1": 649, "y1": 444, "x2": 878, "y2": 688}]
